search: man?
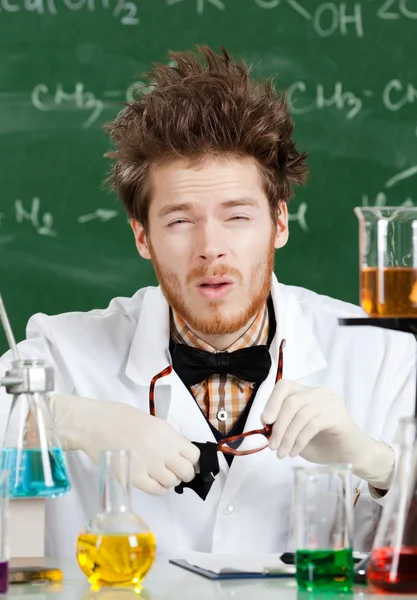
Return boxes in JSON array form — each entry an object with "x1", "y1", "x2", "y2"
[{"x1": 0, "y1": 47, "x2": 414, "y2": 557}]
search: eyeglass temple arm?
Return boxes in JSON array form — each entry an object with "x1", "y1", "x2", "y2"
[{"x1": 149, "y1": 366, "x2": 173, "y2": 417}]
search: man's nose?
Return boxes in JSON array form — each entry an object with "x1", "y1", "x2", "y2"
[{"x1": 196, "y1": 221, "x2": 227, "y2": 261}]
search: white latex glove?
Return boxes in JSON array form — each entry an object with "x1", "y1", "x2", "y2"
[
  {"x1": 50, "y1": 394, "x2": 200, "y2": 496},
  {"x1": 261, "y1": 380, "x2": 395, "y2": 490}
]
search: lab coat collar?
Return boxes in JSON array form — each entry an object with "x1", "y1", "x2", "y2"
[
  {"x1": 125, "y1": 285, "x2": 172, "y2": 387},
  {"x1": 272, "y1": 278, "x2": 327, "y2": 381},
  {"x1": 125, "y1": 275, "x2": 327, "y2": 387}
]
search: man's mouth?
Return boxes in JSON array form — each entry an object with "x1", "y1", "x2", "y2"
[
  {"x1": 198, "y1": 277, "x2": 234, "y2": 287},
  {"x1": 200, "y1": 282, "x2": 229, "y2": 289},
  {"x1": 196, "y1": 278, "x2": 234, "y2": 299}
]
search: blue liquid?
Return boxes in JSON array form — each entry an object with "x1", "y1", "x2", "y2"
[{"x1": 1, "y1": 448, "x2": 71, "y2": 498}]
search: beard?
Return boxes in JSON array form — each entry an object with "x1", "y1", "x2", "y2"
[{"x1": 148, "y1": 237, "x2": 276, "y2": 336}]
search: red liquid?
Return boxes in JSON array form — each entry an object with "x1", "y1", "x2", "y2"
[{"x1": 368, "y1": 547, "x2": 417, "y2": 593}]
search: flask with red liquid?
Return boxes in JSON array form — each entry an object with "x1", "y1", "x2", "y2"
[{"x1": 368, "y1": 416, "x2": 417, "y2": 593}]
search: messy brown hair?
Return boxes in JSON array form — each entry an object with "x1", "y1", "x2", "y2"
[{"x1": 105, "y1": 46, "x2": 308, "y2": 232}]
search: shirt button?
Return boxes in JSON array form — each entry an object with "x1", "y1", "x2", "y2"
[
  {"x1": 217, "y1": 409, "x2": 228, "y2": 421},
  {"x1": 223, "y1": 503, "x2": 234, "y2": 515}
]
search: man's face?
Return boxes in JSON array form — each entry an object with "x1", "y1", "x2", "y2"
[{"x1": 132, "y1": 156, "x2": 288, "y2": 336}]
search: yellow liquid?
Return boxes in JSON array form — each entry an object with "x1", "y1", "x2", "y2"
[
  {"x1": 76, "y1": 533, "x2": 156, "y2": 588},
  {"x1": 361, "y1": 267, "x2": 417, "y2": 317}
]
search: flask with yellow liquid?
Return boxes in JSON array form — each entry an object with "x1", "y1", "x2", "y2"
[{"x1": 76, "y1": 449, "x2": 156, "y2": 589}]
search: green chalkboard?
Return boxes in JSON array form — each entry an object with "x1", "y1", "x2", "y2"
[{"x1": 1, "y1": 0, "x2": 417, "y2": 354}]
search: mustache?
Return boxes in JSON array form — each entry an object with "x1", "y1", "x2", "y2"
[{"x1": 186, "y1": 265, "x2": 243, "y2": 285}]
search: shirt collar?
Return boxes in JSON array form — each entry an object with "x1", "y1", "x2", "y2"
[{"x1": 170, "y1": 302, "x2": 269, "y2": 353}]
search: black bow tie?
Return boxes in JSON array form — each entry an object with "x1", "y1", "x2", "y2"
[{"x1": 171, "y1": 343, "x2": 272, "y2": 387}]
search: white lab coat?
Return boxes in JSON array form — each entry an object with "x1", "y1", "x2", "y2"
[{"x1": 0, "y1": 276, "x2": 415, "y2": 557}]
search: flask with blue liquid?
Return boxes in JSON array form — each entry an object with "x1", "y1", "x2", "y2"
[
  {"x1": 0, "y1": 295, "x2": 71, "y2": 498},
  {"x1": 1, "y1": 359, "x2": 71, "y2": 498}
]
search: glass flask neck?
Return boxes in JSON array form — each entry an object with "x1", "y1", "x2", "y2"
[{"x1": 100, "y1": 450, "x2": 132, "y2": 514}]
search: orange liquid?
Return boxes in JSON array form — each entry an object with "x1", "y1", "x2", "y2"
[
  {"x1": 361, "y1": 267, "x2": 417, "y2": 317},
  {"x1": 76, "y1": 532, "x2": 156, "y2": 588}
]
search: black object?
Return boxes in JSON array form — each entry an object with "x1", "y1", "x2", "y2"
[
  {"x1": 174, "y1": 441, "x2": 220, "y2": 500},
  {"x1": 339, "y1": 317, "x2": 417, "y2": 335},
  {"x1": 354, "y1": 553, "x2": 371, "y2": 584},
  {"x1": 280, "y1": 552, "x2": 295, "y2": 564},
  {"x1": 171, "y1": 343, "x2": 272, "y2": 387}
]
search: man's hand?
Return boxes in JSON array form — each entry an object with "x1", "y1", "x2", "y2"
[
  {"x1": 50, "y1": 394, "x2": 200, "y2": 496},
  {"x1": 261, "y1": 380, "x2": 395, "y2": 490}
]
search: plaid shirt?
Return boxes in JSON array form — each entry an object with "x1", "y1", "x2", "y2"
[{"x1": 170, "y1": 305, "x2": 269, "y2": 434}]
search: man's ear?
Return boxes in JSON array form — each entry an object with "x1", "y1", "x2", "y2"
[
  {"x1": 274, "y1": 202, "x2": 289, "y2": 250},
  {"x1": 130, "y1": 219, "x2": 151, "y2": 259}
]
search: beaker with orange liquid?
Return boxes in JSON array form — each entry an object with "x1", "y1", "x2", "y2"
[{"x1": 355, "y1": 207, "x2": 417, "y2": 317}]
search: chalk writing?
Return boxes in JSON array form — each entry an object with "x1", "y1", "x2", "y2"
[
  {"x1": 78, "y1": 209, "x2": 119, "y2": 223},
  {"x1": 362, "y1": 166, "x2": 417, "y2": 209},
  {"x1": 256, "y1": 1, "x2": 364, "y2": 37},
  {"x1": 286, "y1": 78, "x2": 417, "y2": 131},
  {"x1": 166, "y1": 0, "x2": 225, "y2": 14},
  {"x1": 255, "y1": 0, "x2": 417, "y2": 37},
  {"x1": 254, "y1": 0, "x2": 280, "y2": 8},
  {"x1": 30, "y1": 77, "x2": 417, "y2": 135},
  {"x1": 0, "y1": 197, "x2": 309, "y2": 238},
  {"x1": 31, "y1": 83, "x2": 104, "y2": 128},
  {"x1": 377, "y1": 0, "x2": 417, "y2": 20},
  {"x1": 383, "y1": 80, "x2": 417, "y2": 135},
  {"x1": 385, "y1": 165, "x2": 417, "y2": 188},
  {"x1": 288, "y1": 81, "x2": 363, "y2": 120},
  {"x1": 288, "y1": 202, "x2": 309, "y2": 232},
  {"x1": 15, "y1": 198, "x2": 57, "y2": 237},
  {"x1": 286, "y1": 0, "x2": 312, "y2": 20},
  {"x1": 0, "y1": 0, "x2": 139, "y2": 23},
  {"x1": 313, "y1": 2, "x2": 364, "y2": 38}
]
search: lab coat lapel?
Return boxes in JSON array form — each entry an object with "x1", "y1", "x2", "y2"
[
  {"x1": 222, "y1": 276, "x2": 328, "y2": 500},
  {"x1": 124, "y1": 286, "x2": 218, "y2": 450}
]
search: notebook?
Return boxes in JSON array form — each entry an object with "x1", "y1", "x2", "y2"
[{"x1": 169, "y1": 551, "x2": 296, "y2": 580}]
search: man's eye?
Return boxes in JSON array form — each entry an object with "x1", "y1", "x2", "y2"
[
  {"x1": 229, "y1": 215, "x2": 249, "y2": 221},
  {"x1": 168, "y1": 219, "x2": 189, "y2": 226}
]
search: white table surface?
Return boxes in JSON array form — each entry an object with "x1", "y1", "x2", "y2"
[{"x1": 7, "y1": 556, "x2": 410, "y2": 600}]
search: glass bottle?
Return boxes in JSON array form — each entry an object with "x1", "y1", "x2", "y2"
[
  {"x1": 368, "y1": 416, "x2": 417, "y2": 593},
  {"x1": 1, "y1": 359, "x2": 71, "y2": 498},
  {"x1": 76, "y1": 449, "x2": 156, "y2": 589}
]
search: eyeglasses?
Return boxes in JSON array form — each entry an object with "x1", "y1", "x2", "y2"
[{"x1": 149, "y1": 339, "x2": 286, "y2": 457}]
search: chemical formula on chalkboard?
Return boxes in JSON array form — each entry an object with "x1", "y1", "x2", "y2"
[
  {"x1": 0, "y1": 0, "x2": 416, "y2": 36},
  {"x1": 29, "y1": 77, "x2": 417, "y2": 136},
  {"x1": 0, "y1": 0, "x2": 139, "y2": 25}
]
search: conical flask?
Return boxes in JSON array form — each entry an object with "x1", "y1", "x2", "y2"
[
  {"x1": 368, "y1": 416, "x2": 417, "y2": 592},
  {"x1": 76, "y1": 449, "x2": 156, "y2": 589},
  {"x1": 1, "y1": 359, "x2": 71, "y2": 498}
]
